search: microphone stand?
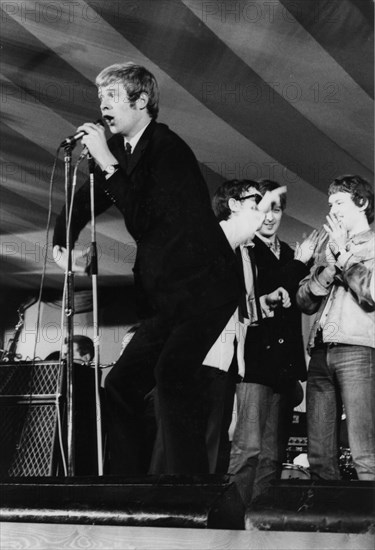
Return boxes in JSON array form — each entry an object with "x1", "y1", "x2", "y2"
[
  {"x1": 87, "y1": 153, "x2": 104, "y2": 475},
  {"x1": 63, "y1": 144, "x2": 75, "y2": 476}
]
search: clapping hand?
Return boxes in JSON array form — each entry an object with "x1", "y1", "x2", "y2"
[
  {"x1": 323, "y1": 214, "x2": 348, "y2": 259},
  {"x1": 294, "y1": 229, "x2": 319, "y2": 264}
]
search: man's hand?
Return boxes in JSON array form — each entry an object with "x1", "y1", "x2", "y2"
[
  {"x1": 258, "y1": 186, "x2": 287, "y2": 214},
  {"x1": 78, "y1": 122, "x2": 117, "y2": 170},
  {"x1": 323, "y1": 213, "x2": 348, "y2": 258},
  {"x1": 265, "y1": 287, "x2": 291, "y2": 309},
  {"x1": 53, "y1": 245, "x2": 86, "y2": 275},
  {"x1": 294, "y1": 229, "x2": 319, "y2": 264}
]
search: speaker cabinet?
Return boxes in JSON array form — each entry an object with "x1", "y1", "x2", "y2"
[{"x1": 0, "y1": 362, "x2": 64, "y2": 476}]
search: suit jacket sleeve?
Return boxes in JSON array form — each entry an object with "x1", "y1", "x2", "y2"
[
  {"x1": 278, "y1": 256, "x2": 310, "y2": 298},
  {"x1": 103, "y1": 130, "x2": 211, "y2": 225},
  {"x1": 53, "y1": 167, "x2": 115, "y2": 248},
  {"x1": 259, "y1": 241, "x2": 309, "y2": 301}
]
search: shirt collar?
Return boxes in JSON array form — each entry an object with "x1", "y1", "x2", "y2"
[
  {"x1": 124, "y1": 121, "x2": 151, "y2": 152},
  {"x1": 347, "y1": 228, "x2": 373, "y2": 246},
  {"x1": 256, "y1": 233, "x2": 280, "y2": 251}
]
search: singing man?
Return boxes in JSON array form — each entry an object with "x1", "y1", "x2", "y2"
[{"x1": 53, "y1": 62, "x2": 241, "y2": 475}]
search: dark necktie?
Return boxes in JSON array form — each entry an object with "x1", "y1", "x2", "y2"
[
  {"x1": 245, "y1": 245, "x2": 263, "y2": 326},
  {"x1": 235, "y1": 247, "x2": 248, "y2": 319},
  {"x1": 125, "y1": 142, "x2": 132, "y2": 167}
]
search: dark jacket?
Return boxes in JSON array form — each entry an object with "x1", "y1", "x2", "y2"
[
  {"x1": 243, "y1": 236, "x2": 309, "y2": 389},
  {"x1": 53, "y1": 121, "x2": 240, "y2": 319}
]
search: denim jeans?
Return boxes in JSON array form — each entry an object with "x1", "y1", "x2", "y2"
[
  {"x1": 228, "y1": 383, "x2": 291, "y2": 504},
  {"x1": 307, "y1": 344, "x2": 375, "y2": 480}
]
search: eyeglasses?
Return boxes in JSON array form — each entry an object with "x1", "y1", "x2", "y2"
[{"x1": 236, "y1": 193, "x2": 262, "y2": 204}]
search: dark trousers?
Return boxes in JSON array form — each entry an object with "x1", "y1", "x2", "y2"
[
  {"x1": 104, "y1": 301, "x2": 237, "y2": 475},
  {"x1": 150, "y1": 364, "x2": 235, "y2": 475}
]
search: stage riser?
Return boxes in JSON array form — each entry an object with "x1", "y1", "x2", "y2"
[
  {"x1": 1, "y1": 477, "x2": 374, "y2": 534},
  {"x1": 0, "y1": 476, "x2": 245, "y2": 530},
  {"x1": 246, "y1": 480, "x2": 375, "y2": 534}
]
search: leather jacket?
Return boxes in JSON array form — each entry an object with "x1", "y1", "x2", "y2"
[{"x1": 297, "y1": 229, "x2": 375, "y2": 352}]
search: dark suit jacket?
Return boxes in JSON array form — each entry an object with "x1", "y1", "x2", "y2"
[
  {"x1": 53, "y1": 121, "x2": 240, "y2": 319},
  {"x1": 243, "y1": 236, "x2": 309, "y2": 389}
]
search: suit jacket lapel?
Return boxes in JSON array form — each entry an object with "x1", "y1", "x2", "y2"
[
  {"x1": 127, "y1": 120, "x2": 155, "y2": 175},
  {"x1": 254, "y1": 235, "x2": 279, "y2": 264},
  {"x1": 109, "y1": 134, "x2": 128, "y2": 172},
  {"x1": 107, "y1": 120, "x2": 155, "y2": 175}
]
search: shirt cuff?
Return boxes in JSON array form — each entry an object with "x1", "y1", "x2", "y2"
[
  {"x1": 104, "y1": 169, "x2": 119, "y2": 180},
  {"x1": 335, "y1": 249, "x2": 351, "y2": 270}
]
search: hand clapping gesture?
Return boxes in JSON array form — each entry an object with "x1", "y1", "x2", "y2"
[
  {"x1": 294, "y1": 229, "x2": 320, "y2": 264},
  {"x1": 323, "y1": 213, "x2": 348, "y2": 260}
]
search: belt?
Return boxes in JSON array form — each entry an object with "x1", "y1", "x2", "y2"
[
  {"x1": 314, "y1": 328, "x2": 339, "y2": 349},
  {"x1": 314, "y1": 328, "x2": 324, "y2": 347}
]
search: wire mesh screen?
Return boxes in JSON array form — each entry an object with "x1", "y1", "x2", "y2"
[
  {"x1": 0, "y1": 362, "x2": 63, "y2": 477},
  {"x1": 0, "y1": 403, "x2": 59, "y2": 476},
  {"x1": 0, "y1": 361, "x2": 63, "y2": 396}
]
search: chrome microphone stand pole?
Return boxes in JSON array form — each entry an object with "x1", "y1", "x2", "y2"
[
  {"x1": 87, "y1": 153, "x2": 104, "y2": 475},
  {"x1": 63, "y1": 144, "x2": 75, "y2": 476}
]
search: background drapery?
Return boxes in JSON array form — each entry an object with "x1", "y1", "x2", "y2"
[{"x1": 1, "y1": 0, "x2": 373, "y2": 290}]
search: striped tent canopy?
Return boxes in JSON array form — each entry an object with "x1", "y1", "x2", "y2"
[{"x1": 1, "y1": 0, "x2": 373, "y2": 291}]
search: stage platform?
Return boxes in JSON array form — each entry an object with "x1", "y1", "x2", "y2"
[{"x1": 1, "y1": 476, "x2": 374, "y2": 550}]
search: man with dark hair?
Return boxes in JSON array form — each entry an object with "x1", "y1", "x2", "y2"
[
  {"x1": 149, "y1": 179, "x2": 286, "y2": 475},
  {"x1": 47, "y1": 335, "x2": 94, "y2": 363},
  {"x1": 228, "y1": 179, "x2": 318, "y2": 505},
  {"x1": 203, "y1": 179, "x2": 292, "y2": 476},
  {"x1": 203, "y1": 179, "x2": 277, "y2": 473},
  {"x1": 53, "y1": 62, "x2": 241, "y2": 475},
  {"x1": 297, "y1": 175, "x2": 375, "y2": 480},
  {"x1": 69, "y1": 335, "x2": 94, "y2": 364},
  {"x1": 212, "y1": 179, "x2": 263, "y2": 222}
]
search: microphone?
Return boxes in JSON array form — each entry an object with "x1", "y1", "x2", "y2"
[
  {"x1": 61, "y1": 129, "x2": 86, "y2": 147},
  {"x1": 60, "y1": 119, "x2": 104, "y2": 147}
]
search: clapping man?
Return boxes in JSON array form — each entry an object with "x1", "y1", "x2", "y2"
[{"x1": 297, "y1": 175, "x2": 375, "y2": 480}]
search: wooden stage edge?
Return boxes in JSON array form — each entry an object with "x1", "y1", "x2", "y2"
[{"x1": 1, "y1": 522, "x2": 374, "y2": 550}]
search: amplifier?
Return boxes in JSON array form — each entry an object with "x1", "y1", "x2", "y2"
[
  {"x1": 0, "y1": 361, "x2": 64, "y2": 476},
  {"x1": 285, "y1": 436, "x2": 308, "y2": 464},
  {"x1": 289, "y1": 411, "x2": 307, "y2": 437},
  {"x1": 0, "y1": 361, "x2": 63, "y2": 400}
]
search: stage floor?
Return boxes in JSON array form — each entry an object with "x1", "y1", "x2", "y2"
[{"x1": 1, "y1": 522, "x2": 374, "y2": 550}]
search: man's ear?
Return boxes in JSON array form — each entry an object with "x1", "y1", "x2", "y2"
[
  {"x1": 228, "y1": 197, "x2": 240, "y2": 213},
  {"x1": 137, "y1": 92, "x2": 149, "y2": 110},
  {"x1": 358, "y1": 198, "x2": 369, "y2": 213}
]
